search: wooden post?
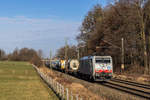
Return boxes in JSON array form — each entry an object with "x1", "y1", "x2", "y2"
[
  {"x1": 71, "y1": 91, "x2": 73, "y2": 100},
  {"x1": 56, "y1": 82, "x2": 58, "y2": 94},
  {"x1": 59, "y1": 84, "x2": 62, "y2": 97},
  {"x1": 62, "y1": 86, "x2": 64, "y2": 99},
  {"x1": 66, "y1": 88, "x2": 69, "y2": 100},
  {"x1": 76, "y1": 94, "x2": 79, "y2": 100}
]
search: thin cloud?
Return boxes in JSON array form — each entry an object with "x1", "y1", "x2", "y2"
[{"x1": 0, "y1": 16, "x2": 81, "y2": 55}]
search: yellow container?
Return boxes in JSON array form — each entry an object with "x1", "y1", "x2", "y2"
[{"x1": 60, "y1": 60, "x2": 65, "y2": 70}]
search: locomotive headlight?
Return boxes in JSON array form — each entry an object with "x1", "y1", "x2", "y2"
[{"x1": 95, "y1": 69, "x2": 100, "y2": 72}]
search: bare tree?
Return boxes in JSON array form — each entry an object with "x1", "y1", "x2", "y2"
[
  {"x1": 37, "y1": 49, "x2": 43, "y2": 59},
  {"x1": 56, "y1": 45, "x2": 78, "y2": 60},
  {"x1": 0, "y1": 49, "x2": 6, "y2": 60},
  {"x1": 76, "y1": 0, "x2": 150, "y2": 74}
]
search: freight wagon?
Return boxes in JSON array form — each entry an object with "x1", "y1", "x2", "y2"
[
  {"x1": 60, "y1": 60, "x2": 66, "y2": 72},
  {"x1": 67, "y1": 59, "x2": 79, "y2": 74}
]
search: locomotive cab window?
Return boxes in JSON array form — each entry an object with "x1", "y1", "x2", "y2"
[
  {"x1": 104, "y1": 59, "x2": 111, "y2": 63},
  {"x1": 95, "y1": 59, "x2": 110, "y2": 63}
]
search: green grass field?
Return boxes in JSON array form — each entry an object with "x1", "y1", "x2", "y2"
[{"x1": 0, "y1": 61, "x2": 58, "y2": 100}]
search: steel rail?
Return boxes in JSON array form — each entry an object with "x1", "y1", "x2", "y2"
[
  {"x1": 99, "y1": 81, "x2": 150, "y2": 99},
  {"x1": 111, "y1": 78, "x2": 150, "y2": 89}
]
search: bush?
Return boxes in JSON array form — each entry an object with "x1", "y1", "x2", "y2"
[{"x1": 30, "y1": 54, "x2": 42, "y2": 67}]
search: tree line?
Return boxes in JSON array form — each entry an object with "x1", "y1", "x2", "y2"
[
  {"x1": 56, "y1": 0, "x2": 150, "y2": 74},
  {"x1": 0, "y1": 48, "x2": 42, "y2": 67},
  {"x1": 55, "y1": 45, "x2": 78, "y2": 60}
]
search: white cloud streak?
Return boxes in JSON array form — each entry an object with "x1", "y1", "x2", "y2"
[{"x1": 0, "y1": 16, "x2": 81, "y2": 56}]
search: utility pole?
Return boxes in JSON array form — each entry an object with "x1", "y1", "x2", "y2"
[
  {"x1": 77, "y1": 47, "x2": 80, "y2": 60},
  {"x1": 42, "y1": 60, "x2": 44, "y2": 67},
  {"x1": 148, "y1": 36, "x2": 150, "y2": 74},
  {"x1": 121, "y1": 38, "x2": 125, "y2": 73},
  {"x1": 65, "y1": 38, "x2": 68, "y2": 73},
  {"x1": 50, "y1": 50, "x2": 52, "y2": 69},
  {"x1": 86, "y1": 45, "x2": 88, "y2": 56}
]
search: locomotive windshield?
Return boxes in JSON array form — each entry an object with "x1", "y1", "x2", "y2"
[{"x1": 95, "y1": 58, "x2": 110, "y2": 63}]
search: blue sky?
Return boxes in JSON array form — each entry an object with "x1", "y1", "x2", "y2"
[{"x1": 0, "y1": 0, "x2": 108, "y2": 57}]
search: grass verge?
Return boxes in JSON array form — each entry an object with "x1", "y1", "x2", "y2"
[{"x1": 0, "y1": 61, "x2": 58, "y2": 100}]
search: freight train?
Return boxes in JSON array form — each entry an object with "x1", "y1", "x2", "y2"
[{"x1": 46, "y1": 56, "x2": 113, "y2": 81}]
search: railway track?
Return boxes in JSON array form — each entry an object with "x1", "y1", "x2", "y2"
[
  {"x1": 46, "y1": 66, "x2": 150, "y2": 99},
  {"x1": 111, "y1": 78, "x2": 150, "y2": 89},
  {"x1": 56, "y1": 69, "x2": 150, "y2": 99},
  {"x1": 99, "y1": 78, "x2": 150, "y2": 99}
]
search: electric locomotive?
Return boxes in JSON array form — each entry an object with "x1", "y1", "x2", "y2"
[{"x1": 78, "y1": 56, "x2": 113, "y2": 81}]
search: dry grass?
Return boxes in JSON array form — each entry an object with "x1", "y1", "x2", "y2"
[
  {"x1": 39, "y1": 66, "x2": 148, "y2": 100},
  {"x1": 113, "y1": 73, "x2": 150, "y2": 85},
  {"x1": 39, "y1": 67, "x2": 103, "y2": 100},
  {"x1": 114, "y1": 65, "x2": 150, "y2": 84}
]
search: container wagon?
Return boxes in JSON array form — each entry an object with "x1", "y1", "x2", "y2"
[{"x1": 68, "y1": 59, "x2": 79, "y2": 74}]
